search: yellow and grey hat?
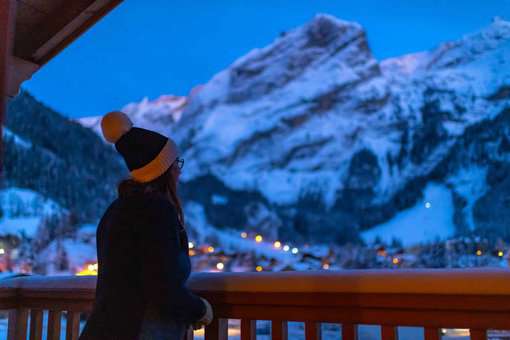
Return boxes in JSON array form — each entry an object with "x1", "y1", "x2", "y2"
[{"x1": 100, "y1": 111, "x2": 179, "y2": 183}]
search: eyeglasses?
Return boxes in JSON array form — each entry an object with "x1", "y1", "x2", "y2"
[{"x1": 172, "y1": 157, "x2": 184, "y2": 170}]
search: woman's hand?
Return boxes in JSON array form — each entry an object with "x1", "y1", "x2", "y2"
[{"x1": 194, "y1": 297, "x2": 213, "y2": 329}]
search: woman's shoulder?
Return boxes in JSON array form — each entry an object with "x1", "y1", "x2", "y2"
[{"x1": 116, "y1": 193, "x2": 178, "y2": 219}]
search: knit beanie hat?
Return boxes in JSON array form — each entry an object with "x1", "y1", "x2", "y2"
[{"x1": 100, "y1": 111, "x2": 179, "y2": 183}]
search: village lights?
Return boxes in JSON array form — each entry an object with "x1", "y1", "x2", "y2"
[
  {"x1": 188, "y1": 242, "x2": 194, "y2": 249},
  {"x1": 207, "y1": 246, "x2": 215, "y2": 253},
  {"x1": 216, "y1": 262, "x2": 224, "y2": 270},
  {"x1": 273, "y1": 241, "x2": 281, "y2": 249},
  {"x1": 392, "y1": 257, "x2": 400, "y2": 265},
  {"x1": 0, "y1": 248, "x2": 4, "y2": 255},
  {"x1": 498, "y1": 250, "x2": 504, "y2": 257},
  {"x1": 241, "y1": 232, "x2": 247, "y2": 238},
  {"x1": 255, "y1": 234, "x2": 263, "y2": 243},
  {"x1": 255, "y1": 265, "x2": 263, "y2": 272},
  {"x1": 291, "y1": 247, "x2": 299, "y2": 254},
  {"x1": 75, "y1": 262, "x2": 99, "y2": 276},
  {"x1": 283, "y1": 245, "x2": 290, "y2": 252},
  {"x1": 425, "y1": 202, "x2": 432, "y2": 209},
  {"x1": 189, "y1": 249, "x2": 196, "y2": 256},
  {"x1": 322, "y1": 263, "x2": 330, "y2": 270},
  {"x1": 476, "y1": 249, "x2": 482, "y2": 256}
]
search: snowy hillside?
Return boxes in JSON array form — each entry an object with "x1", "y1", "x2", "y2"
[
  {"x1": 0, "y1": 188, "x2": 64, "y2": 238},
  {"x1": 78, "y1": 15, "x2": 510, "y2": 245}
]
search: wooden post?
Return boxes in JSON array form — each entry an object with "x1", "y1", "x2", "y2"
[
  {"x1": 271, "y1": 319, "x2": 288, "y2": 340},
  {"x1": 7, "y1": 308, "x2": 29, "y2": 340},
  {"x1": 0, "y1": 0, "x2": 16, "y2": 175}
]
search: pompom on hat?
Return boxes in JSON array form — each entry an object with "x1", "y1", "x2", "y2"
[{"x1": 100, "y1": 111, "x2": 179, "y2": 183}]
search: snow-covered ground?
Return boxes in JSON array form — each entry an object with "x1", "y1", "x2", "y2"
[{"x1": 361, "y1": 183, "x2": 456, "y2": 246}]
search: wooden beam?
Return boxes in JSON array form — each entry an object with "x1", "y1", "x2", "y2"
[
  {"x1": 30, "y1": 0, "x2": 123, "y2": 65},
  {"x1": 7, "y1": 57, "x2": 39, "y2": 97},
  {"x1": 0, "y1": 0, "x2": 16, "y2": 176}
]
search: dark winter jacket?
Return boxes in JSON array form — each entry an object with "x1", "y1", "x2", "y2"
[{"x1": 78, "y1": 192, "x2": 206, "y2": 340}]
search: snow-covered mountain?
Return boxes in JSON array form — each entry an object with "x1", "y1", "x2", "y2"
[
  {"x1": 79, "y1": 15, "x2": 510, "y2": 245},
  {"x1": 78, "y1": 94, "x2": 187, "y2": 136}
]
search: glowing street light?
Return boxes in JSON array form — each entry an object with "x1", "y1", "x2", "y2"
[
  {"x1": 188, "y1": 242, "x2": 194, "y2": 249},
  {"x1": 291, "y1": 247, "x2": 299, "y2": 254},
  {"x1": 476, "y1": 249, "x2": 482, "y2": 256},
  {"x1": 208, "y1": 246, "x2": 215, "y2": 253},
  {"x1": 241, "y1": 232, "x2": 248, "y2": 238},
  {"x1": 255, "y1": 235, "x2": 263, "y2": 243},
  {"x1": 273, "y1": 241, "x2": 281, "y2": 249},
  {"x1": 322, "y1": 263, "x2": 330, "y2": 270},
  {"x1": 392, "y1": 257, "x2": 400, "y2": 265},
  {"x1": 255, "y1": 265, "x2": 263, "y2": 272},
  {"x1": 216, "y1": 262, "x2": 224, "y2": 270},
  {"x1": 498, "y1": 250, "x2": 505, "y2": 257},
  {"x1": 425, "y1": 202, "x2": 432, "y2": 209},
  {"x1": 0, "y1": 248, "x2": 4, "y2": 255},
  {"x1": 283, "y1": 245, "x2": 290, "y2": 252}
]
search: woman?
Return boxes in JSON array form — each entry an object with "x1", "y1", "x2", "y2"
[{"x1": 79, "y1": 111, "x2": 213, "y2": 340}]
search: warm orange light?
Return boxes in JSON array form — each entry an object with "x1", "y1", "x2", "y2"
[
  {"x1": 76, "y1": 262, "x2": 98, "y2": 276},
  {"x1": 255, "y1": 235, "x2": 263, "y2": 243},
  {"x1": 476, "y1": 249, "x2": 482, "y2": 256},
  {"x1": 255, "y1": 265, "x2": 263, "y2": 272},
  {"x1": 189, "y1": 249, "x2": 196, "y2": 256},
  {"x1": 75, "y1": 269, "x2": 97, "y2": 276},
  {"x1": 208, "y1": 246, "x2": 215, "y2": 253},
  {"x1": 392, "y1": 257, "x2": 400, "y2": 264},
  {"x1": 273, "y1": 241, "x2": 281, "y2": 248}
]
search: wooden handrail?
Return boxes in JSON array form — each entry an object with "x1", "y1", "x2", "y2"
[{"x1": 1, "y1": 268, "x2": 510, "y2": 339}]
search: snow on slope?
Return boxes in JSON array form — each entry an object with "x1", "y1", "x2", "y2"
[
  {"x1": 3, "y1": 127, "x2": 32, "y2": 148},
  {"x1": 361, "y1": 183, "x2": 455, "y2": 246},
  {"x1": 169, "y1": 15, "x2": 510, "y2": 210},
  {"x1": 185, "y1": 201, "x2": 295, "y2": 262},
  {"x1": 75, "y1": 15, "x2": 510, "y2": 242},
  {"x1": 0, "y1": 188, "x2": 65, "y2": 238},
  {"x1": 39, "y1": 237, "x2": 97, "y2": 275},
  {"x1": 77, "y1": 94, "x2": 187, "y2": 136}
]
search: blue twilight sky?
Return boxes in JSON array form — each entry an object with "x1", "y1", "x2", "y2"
[{"x1": 22, "y1": 0, "x2": 510, "y2": 118}]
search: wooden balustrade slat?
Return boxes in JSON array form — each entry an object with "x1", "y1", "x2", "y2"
[
  {"x1": 7, "y1": 308, "x2": 29, "y2": 340},
  {"x1": 424, "y1": 327, "x2": 440, "y2": 340},
  {"x1": 205, "y1": 318, "x2": 228, "y2": 340},
  {"x1": 305, "y1": 321, "x2": 321, "y2": 340},
  {"x1": 271, "y1": 319, "x2": 288, "y2": 340},
  {"x1": 381, "y1": 325, "x2": 397, "y2": 340},
  {"x1": 341, "y1": 323, "x2": 357, "y2": 340},
  {"x1": 47, "y1": 310, "x2": 62, "y2": 340},
  {"x1": 470, "y1": 329, "x2": 487, "y2": 340},
  {"x1": 29, "y1": 309, "x2": 44, "y2": 340},
  {"x1": 241, "y1": 319, "x2": 256, "y2": 340},
  {"x1": 65, "y1": 311, "x2": 80, "y2": 340}
]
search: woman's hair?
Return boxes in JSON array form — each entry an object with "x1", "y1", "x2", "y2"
[{"x1": 117, "y1": 166, "x2": 185, "y2": 226}]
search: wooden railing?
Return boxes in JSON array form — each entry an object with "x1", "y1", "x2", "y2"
[{"x1": 1, "y1": 268, "x2": 510, "y2": 340}]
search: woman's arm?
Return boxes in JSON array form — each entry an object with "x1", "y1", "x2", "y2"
[{"x1": 139, "y1": 198, "x2": 206, "y2": 324}]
